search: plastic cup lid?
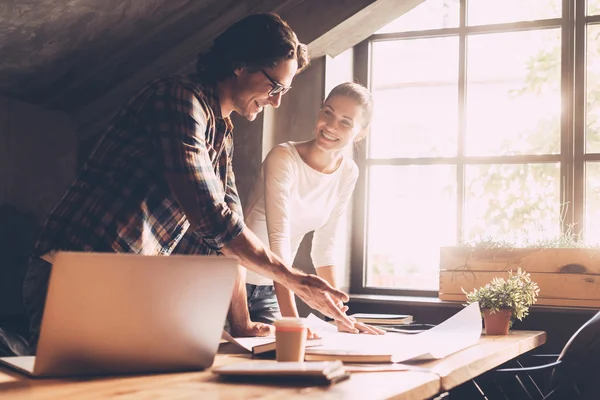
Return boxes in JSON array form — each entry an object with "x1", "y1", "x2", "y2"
[{"x1": 274, "y1": 317, "x2": 307, "y2": 328}]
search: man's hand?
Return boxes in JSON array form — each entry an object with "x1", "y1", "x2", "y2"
[
  {"x1": 286, "y1": 272, "x2": 355, "y2": 330},
  {"x1": 230, "y1": 321, "x2": 274, "y2": 337}
]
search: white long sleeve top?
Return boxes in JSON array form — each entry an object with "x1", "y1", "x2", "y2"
[{"x1": 244, "y1": 141, "x2": 358, "y2": 286}]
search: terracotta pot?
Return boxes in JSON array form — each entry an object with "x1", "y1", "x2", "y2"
[{"x1": 482, "y1": 309, "x2": 511, "y2": 335}]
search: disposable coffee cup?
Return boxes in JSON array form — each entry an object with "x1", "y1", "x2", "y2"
[{"x1": 274, "y1": 318, "x2": 307, "y2": 362}]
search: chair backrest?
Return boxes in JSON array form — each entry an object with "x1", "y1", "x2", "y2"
[{"x1": 558, "y1": 311, "x2": 600, "y2": 365}]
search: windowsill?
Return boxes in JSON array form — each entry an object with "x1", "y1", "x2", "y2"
[
  {"x1": 350, "y1": 293, "x2": 457, "y2": 307},
  {"x1": 349, "y1": 293, "x2": 599, "y2": 314}
]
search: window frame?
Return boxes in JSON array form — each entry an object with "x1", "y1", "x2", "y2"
[{"x1": 350, "y1": 0, "x2": 599, "y2": 297}]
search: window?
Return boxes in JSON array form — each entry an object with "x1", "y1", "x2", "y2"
[{"x1": 351, "y1": 0, "x2": 600, "y2": 296}]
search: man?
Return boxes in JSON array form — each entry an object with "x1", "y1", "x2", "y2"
[{"x1": 23, "y1": 12, "x2": 355, "y2": 351}]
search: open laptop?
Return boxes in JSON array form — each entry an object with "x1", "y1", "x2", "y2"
[{"x1": 0, "y1": 251, "x2": 238, "y2": 377}]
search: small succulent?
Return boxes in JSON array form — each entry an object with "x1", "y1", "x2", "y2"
[{"x1": 463, "y1": 268, "x2": 540, "y2": 322}]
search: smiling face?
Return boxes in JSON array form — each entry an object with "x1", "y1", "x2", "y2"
[
  {"x1": 231, "y1": 59, "x2": 298, "y2": 121},
  {"x1": 314, "y1": 95, "x2": 366, "y2": 153}
]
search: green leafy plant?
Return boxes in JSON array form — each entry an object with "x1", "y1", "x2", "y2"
[
  {"x1": 463, "y1": 268, "x2": 540, "y2": 323},
  {"x1": 461, "y1": 221, "x2": 600, "y2": 250}
]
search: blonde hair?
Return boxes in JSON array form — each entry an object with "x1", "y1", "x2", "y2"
[{"x1": 323, "y1": 82, "x2": 374, "y2": 134}]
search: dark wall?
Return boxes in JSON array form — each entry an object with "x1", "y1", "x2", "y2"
[
  {"x1": 0, "y1": 96, "x2": 77, "y2": 319},
  {"x1": 230, "y1": 113, "x2": 265, "y2": 208},
  {"x1": 0, "y1": 96, "x2": 77, "y2": 218}
]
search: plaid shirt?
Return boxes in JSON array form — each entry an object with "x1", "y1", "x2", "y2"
[{"x1": 33, "y1": 75, "x2": 245, "y2": 258}]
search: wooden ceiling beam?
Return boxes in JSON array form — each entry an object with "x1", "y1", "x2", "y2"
[
  {"x1": 75, "y1": 0, "x2": 423, "y2": 139},
  {"x1": 75, "y1": 0, "x2": 302, "y2": 139},
  {"x1": 293, "y1": 0, "x2": 426, "y2": 58}
]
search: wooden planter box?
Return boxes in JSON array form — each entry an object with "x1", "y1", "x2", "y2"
[{"x1": 439, "y1": 246, "x2": 600, "y2": 308}]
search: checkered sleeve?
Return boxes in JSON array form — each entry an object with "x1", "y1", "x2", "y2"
[
  {"x1": 146, "y1": 82, "x2": 244, "y2": 250},
  {"x1": 172, "y1": 229, "x2": 218, "y2": 255},
  {"x1": 224, "y1": 141, "x2": 244, "y2": 220}
]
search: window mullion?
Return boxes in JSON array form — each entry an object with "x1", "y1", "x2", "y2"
[
  {"x1": 573, "y1": 0, "x2": 586, "y2": 237},
  {"x1": 349, "y1": 39, "x2": 371, "y2": 294},
  {"x1": 560, "y1": 0, "x2": 576, "y2": 232},
  {"x1": 457, "y1": 0, "x2": 467, "y2": 243}
]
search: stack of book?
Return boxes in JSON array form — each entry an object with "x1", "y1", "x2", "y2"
[
  {"x1": 350, "y1": 313, "x2": 413, "y2": 325},
  {"x1": 351, "y1": 313, "x2": 436, "y2": 334},
  {"x1": 213, "y1": 360, "x2": 350, "y2": 385}
]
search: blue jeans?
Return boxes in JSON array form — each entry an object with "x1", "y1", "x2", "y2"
[{"x1": 246, "y1": 284, "x2": 281, "y2": 324}]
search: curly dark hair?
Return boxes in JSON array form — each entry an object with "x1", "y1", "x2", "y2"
[{"x1": 196, "y1": 13, "x2": 309, "y2": 81}]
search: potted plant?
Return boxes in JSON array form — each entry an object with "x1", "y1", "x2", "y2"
[{"x1": 463, "y1": 268, "x2": 540, "y2": 335}]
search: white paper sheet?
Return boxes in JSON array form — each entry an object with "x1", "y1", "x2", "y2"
[
  {"x1": 414, "y1": 301, "x2": 483, "y2": 359},
  {"x1": 223, "y1": 303, "x2": 482, "y2": 362},
  {"x1": 304, "y1": 302, "x2": 483, "y2": 362}
]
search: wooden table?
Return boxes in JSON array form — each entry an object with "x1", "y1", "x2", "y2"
[
  {"x1": 422, "y1": 330, "x2": 547, "y2": 392},
  {"x1": 0, "y1": 330, "x2": 546, "y2": 400}
]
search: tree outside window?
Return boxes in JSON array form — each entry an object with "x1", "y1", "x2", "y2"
[{"x1": 353, "y1": 0, "x2": 600, "y2": 294}]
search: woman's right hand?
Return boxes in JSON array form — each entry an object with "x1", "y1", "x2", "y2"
[
  {"x1": 286, "y1": 271, "x2": 355, "y2": 331},
  {"x1": 335, "y1": 318, "x2": 386, "y2": 335},
  {"x1": 306, "y1": 327, "x2": 320, "y2": 340}
]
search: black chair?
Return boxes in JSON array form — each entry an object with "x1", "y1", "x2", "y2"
[{"x1": 472, "y1": 311, "x2": 600, "y2": 400}]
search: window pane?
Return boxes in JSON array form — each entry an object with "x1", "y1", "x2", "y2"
[
  {"x1": 586, "y1": 163, "x2": 600, "y2": 245},
  {"x1": 468, "y1": 0, "x2": 561, "y2": 25},
  {"x1": 376, "y1": 0, "x2": 459, "y2": 33},
  {"x1": 464, "y1": 163, "x2": 561, "y2": 244},
  {"x1": 466, "y1": 29, "x2": 561, "y2": 156},
  {"x1": 589, "y1": 0, "x2": 600, "y2": 16},
  {"x1": 586, "y1": 25, "x2": 600, "y2": 153},
  {"x1": 365, "y1": 165, "x2": 457, "y2": 291},
  {"x1": 370, "y1": 38, "x2": 458, "y2": 158}
]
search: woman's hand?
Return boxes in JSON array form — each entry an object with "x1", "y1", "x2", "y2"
[
  {"x1": 306, "y1": 327, "x2": 320, "y2": 340},
  {"x1": 230, "y1": 321, "x2": 274, "y2": 337},
  {"x1": 328, "y1": 301, "x2": 385, "y2": 335},
  {"x1": 335, "y1": 317, "x2": 386, "y2": 335}
]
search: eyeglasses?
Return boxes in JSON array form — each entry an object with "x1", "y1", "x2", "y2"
[{"x1": 261, "y1": 69, "x2": 291, "y2": 97}]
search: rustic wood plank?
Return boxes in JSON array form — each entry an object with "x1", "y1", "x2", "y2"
[
  {"x1": 439, "y1": 293, "x2": 600, "y2": 308},
  {"x1": 439, "y1": 246, "x2": 600, "y2": 307},
  {"x1": 440, "y1": 247, "x2": 600, "y2": 274},
  {"x1": 422, "y1": 330, "x2": 547, "y2": 391},
  {"x1": 440, "y1": 271, "x2": 600, "y2": 304}
]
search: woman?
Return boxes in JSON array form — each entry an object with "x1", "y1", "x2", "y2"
[{"x1": 243, "y1": 82, "x2": 383, "y2": 335}]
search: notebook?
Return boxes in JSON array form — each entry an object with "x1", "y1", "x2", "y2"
[
  {"x1": 213, "y1": 360, "x2": 350, "y2": 385},
  {"x1": 350, "y1": 313, "x2": 413, "y2": 325},
  {"x1": 222, "y1": 330, "x2": 322, "y2": 357},
  {"x1": 304, "y1": 350, "x2": 400, "y2": 363}
]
